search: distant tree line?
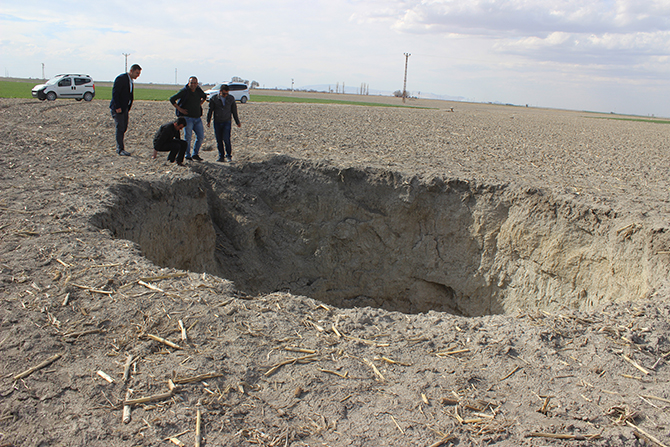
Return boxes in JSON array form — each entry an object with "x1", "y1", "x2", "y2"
[{"x1": 231, "y1": 76, "x2": 259, "y2": 89}]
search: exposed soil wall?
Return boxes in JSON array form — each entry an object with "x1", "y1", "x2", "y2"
[
  {"x1": 94, "y1": 157, "x2": 669, "y2": 317},
  {"x1": 94, "y1": 175, "x2": 217, "y2": 274}
]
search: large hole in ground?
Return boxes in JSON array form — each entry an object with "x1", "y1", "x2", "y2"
[{"x1": 92, "y1": 156, "x2": 668, "y2": 316}]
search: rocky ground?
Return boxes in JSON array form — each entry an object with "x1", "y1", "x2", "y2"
[{"x1": 0, "y1": 97, "x2": 669, "y2": 446}]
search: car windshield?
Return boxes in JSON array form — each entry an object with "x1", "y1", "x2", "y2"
[
  {"x1": 211, "y1": 84, "x2": 223, "y2": 91},
  {"x1": 46, "y1": 77, "x2": 63, "y2": 85}
]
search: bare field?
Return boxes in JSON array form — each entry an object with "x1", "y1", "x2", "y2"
[{"x1": 0, "y1": 98, "x2": 669, "y2": 446}]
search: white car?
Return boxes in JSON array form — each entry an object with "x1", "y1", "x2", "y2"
[
  {"x1": 205, "y1": 82, "x2": 250, "y2": 103},
  {"x1": 32, "y1": 74, "x2": 95, "y2": 101}
]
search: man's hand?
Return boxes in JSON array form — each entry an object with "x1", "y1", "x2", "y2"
[{"x1": 115, "y1": 108, "x2": 122, "y2": 113}]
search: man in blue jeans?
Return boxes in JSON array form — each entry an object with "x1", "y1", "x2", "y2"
[
  {"x1": 207, "y1": 84, "x2": 241, "y2": 162},
  {"x1": 170, "y1": 76, "x2": 207, "y2": 161}
]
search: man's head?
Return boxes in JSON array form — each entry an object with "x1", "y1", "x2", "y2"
[
  {"x1": 129, "y1": 64, "x2": 142, "y2": 80},
  {"x1": 174, "y1": 117, "x2": 187, "y2": 130},
  {"x1": 188, "y1": 76, "x2": 199, "y2": 92},
  {"x1": 219, "y1": 84, "x2": 229, "y2": 96}
]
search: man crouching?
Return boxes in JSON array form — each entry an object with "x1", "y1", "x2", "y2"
[{"x1": 153, "y1": 117, "x2": 188, "y2": 165}]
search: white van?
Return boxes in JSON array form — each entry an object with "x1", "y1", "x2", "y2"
[
  {"x1": 205, "y1": 82, "x2": 250, "y2": 103},
  {"x1": 32, "y1": 74, "x2": 95, "y2": 101}
]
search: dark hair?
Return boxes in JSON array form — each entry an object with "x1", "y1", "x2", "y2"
[
  {"x1": 130, "y1": 64, "x2": 142, "y2": 71},
  {"x1": 176, "y1": 117, "x2": 187, "y2": 126},
  {"x1": 220, "y1": 84, "x2": 230, "y2": 92}
]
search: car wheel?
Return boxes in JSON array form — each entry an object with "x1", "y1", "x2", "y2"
[
  {"x1": 240, "y1": 96, "x2": 248, "y2": 103},
  {"x1": 46, "y1": 91, "x2": 57, "y2": 101},
  {"x1": 83, "y1": 92, "x2": 93, "y2": 102}
]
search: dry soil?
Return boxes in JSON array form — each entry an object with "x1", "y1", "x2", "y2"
[{"x1": 0, "y1": 97, "x2": 669, "y2": 447}]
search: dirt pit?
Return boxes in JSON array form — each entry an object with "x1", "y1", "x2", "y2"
[
  {"x1": 1, "y1": 98, "x2": 670, "y2": 447},
  {"x1": 95, "y1": 157, "x2": 664, "y2": 317}
]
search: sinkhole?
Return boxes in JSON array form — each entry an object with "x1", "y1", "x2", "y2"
[{"x1": 92, "y1": 156, "x2": 668, "y2": 317}]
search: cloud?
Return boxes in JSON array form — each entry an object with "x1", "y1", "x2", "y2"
[
  {"x1": 353, "y1": 0, "x2": 670, "y2": 77},
  {"x1": 382, "y1": 0, "x2": 670, "y2": 36}
]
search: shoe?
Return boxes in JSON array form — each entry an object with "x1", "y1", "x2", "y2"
[
  {"x1": 216, "y1": 158, "x2": 225, "y2": 162},
  {"x1": 225, "y1": 156, "x2": 232, "y2": 162},
  {"x1": 118, "y1": 150, "x2": 131, "y2": 156},
  {"x1": 192, "y1": 154, "x2": 203, "y2": 161},
  {"x1": 185, "y1": 156, "x2": 192, "y2": 161},
  {"x1": 177, "y1": 162, "x2": 185, "y2": 166}
]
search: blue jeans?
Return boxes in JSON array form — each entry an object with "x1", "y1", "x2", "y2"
[
  {"x1": 111, "y1": 109, "x2": 129, "y2": 152},
  {"x1": 183, "y1": 117, "x2": 204, "y2": 157},
  {"x1": 213, "y1": 120, "x2": 232, "y2": 158}
]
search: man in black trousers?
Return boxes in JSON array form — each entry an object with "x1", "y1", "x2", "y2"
[
  {"x1": 110, "y1": 64, "x2": 142, "y2": 156},
  {"x1": 152, "y1": 117, "x2": 188, "y2": 165}
]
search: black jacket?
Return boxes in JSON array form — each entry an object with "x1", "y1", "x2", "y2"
[
  {"x1": 110, "y1": 73, "x2": 133, "y2": 112},
  {"x1": 207, "y1": 94, "x2": 240, "y2": 125},
  {"x1": 153, "y1": 122, "x2": 182, "y2": 150},
  {"x1": 170, "y1": 86, "x2": 207, "y2": 118}
]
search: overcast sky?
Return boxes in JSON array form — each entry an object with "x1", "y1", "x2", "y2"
[{"x1": 2, "y1": 0, "x2": 670, "y2": 116}]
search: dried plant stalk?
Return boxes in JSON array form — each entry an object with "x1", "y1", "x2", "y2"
[
  {"x1": 140, "y1": 273, "x2": 187, "y2": 281},
  {"x1": 529, "y1": 432, "x2": 601, "y2": 440},
  {"x1": 318, "y1": 368, "x2": 349, "y2": 378},
  {"x1": 428, "y1": 435, "x2": 456, "y2": 447},
  {"x1": 435, "y1": 348, "x2": 470, "y2": 357},
  {"x1": 14, "y1": 353, "x2": 62, "y2": 380},
  {"x1": 626, "y1": 421, "x2": 669, "y2": 447},
  {"x1": 145, "y1": 333, "x2": 182, "y2": 350},
  {"x1": 265, "y1": 354, "x2": 318, "y2": 377},
  {"x1": 622, "y1": 354, "x2": 650, "y2": 375},
  {"x1": 63, "y1": 328, "x2": 102, "y2": 338},
  {"x1": 178, "y1": 320, "x2": 188, "y2": 342},
  {"x1": 173, "y1": 372, "x2": 223, "y2": 385},
  {"x1": 124, "y1": 390, "x2": 175, "y2": 407},
  {"x1": 71, "y1": 283, "x2": 113, "y2": 295},
  {"x1": 285, "y1": 347, "x2": 316, "y2": 354},
  {"x1": 195, "y1": 407, "x2": 202, "y2": 447},
  {"x1": 500, "y1": 365, "x2": 521, "y2": 381},
  {"x1": 97, "y1": 370, "x2": 114, "y2": 383},
  {"x1": 123, "y1": 354, "x2": 134, "y2": 382},
  {"x1": 123, "y1": 389, "x2": 132, "y2": 424},
  {"x1": 138, "y1": 280, "x2": 164, "y2": 292},
  {"x1": 363, "y1": 358, "x2": 385, "y2": 382}
]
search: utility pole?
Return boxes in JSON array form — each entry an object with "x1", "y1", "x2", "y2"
[
  {"x1": 403, "y1": 52, "x2": 411, "y2": 103},
  {"x1": 122, "y1": 53, "x2": 130, "y2": 72},
  {"x1": 291, "y1": 78, "x2": 294, "y2": 92},
  {"x1": 41, "y1": 63, "x2": 45, "y2": 79}
]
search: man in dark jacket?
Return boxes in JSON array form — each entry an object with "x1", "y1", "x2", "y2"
[
  {"x1": 169, "y1": 76, "x2": 207, "y2": 161},
  {"x1": 206, "y1": 84, "x2": 242, "y2": 162},
  {"x1": 110, "y1": 64, "x2": 141, "y2": 156},
  {"x1": 152, "y1": 117, "x2": 188, "y2": 165}
]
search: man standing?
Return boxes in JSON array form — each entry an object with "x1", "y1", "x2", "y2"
[
  {"x1": 152, "y1": 117, "x2": 188, "y2": 166},
  {"x1": 110, "y1": 64, "x2": 142, "y2": 156},
  {"x1": 170, "y1": 76, "x2": 207, "y2": 161},
  {"x1": 207, "y1": 84, "x2": 241, "y2": 162}
]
